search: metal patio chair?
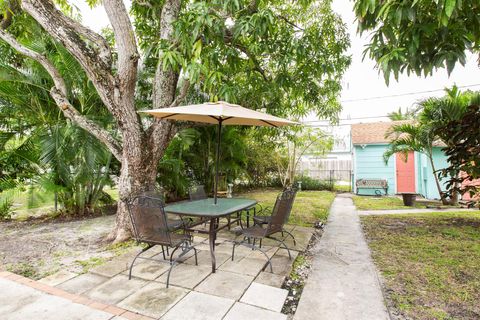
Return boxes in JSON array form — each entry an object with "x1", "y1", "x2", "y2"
[
  {"x1": 127, "y1": 194, "x2": 198, "y2": 288},
  {"x1": 189, "y1": 184, "x2": 207, "y2": 201},
  {"x1": 140, "y1": 189, "x2": 186, "y2": 257},
  {"x1": 251, "y1": 187, "x2": 298, "y2": 246},
  {"x1": 232, "y1": 188, "x2": 297, "y2": 269}
]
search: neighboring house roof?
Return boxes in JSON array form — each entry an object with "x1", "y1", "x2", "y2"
[{"x1": 351, "y1": 121, "x2": 413, "y2": 145}]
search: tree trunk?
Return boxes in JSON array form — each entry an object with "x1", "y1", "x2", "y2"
[
  {"x1": 107, "y1": 157, "x2": 153, "y2": 242},
  {"x1": 107, "y1": 129, "x2": 174, "y2": 243},
  {"x1": 428, "y1": 155, "x2": 450, "y2": 205}
]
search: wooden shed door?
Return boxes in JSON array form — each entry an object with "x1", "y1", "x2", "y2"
[{"x1": 396, "y1": 152, "x2": 415, "y2": 193}]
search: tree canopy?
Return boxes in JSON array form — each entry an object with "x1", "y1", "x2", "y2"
[{"x1": 354, "y1": 0, "x2": 480, "y2": 83}]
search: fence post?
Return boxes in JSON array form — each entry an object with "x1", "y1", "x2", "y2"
[{"x1": 329, "y1": 170, "x2": 333, "y2": 190}]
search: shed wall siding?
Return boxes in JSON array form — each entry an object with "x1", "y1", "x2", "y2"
[
  {"x1": 354, "y1": 144, "x2": 395, "y2": 195},
  {"x1": 415, "y1": 148, "x2": 449, "y2": 199}
]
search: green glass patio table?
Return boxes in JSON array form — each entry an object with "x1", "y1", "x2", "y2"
[{"x1": 165, "y1": 198, "x2": 257, "y2": 273}]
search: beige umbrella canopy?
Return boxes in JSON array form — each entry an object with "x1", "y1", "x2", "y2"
[
  {"x1": 142, "y1": 101, "x2": 298, "y2": 203},
  {"x1": 142, "y1": 101, "x2": 298, "y2": 127}
]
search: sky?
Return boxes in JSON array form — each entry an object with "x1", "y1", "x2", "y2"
[{"x1": 73, "y1": 0, "x2": 480, "y2": 124}]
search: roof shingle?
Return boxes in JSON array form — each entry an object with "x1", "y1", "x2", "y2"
[{"x1": 351, "y1": 121, "x2": 413, "y2": 145}]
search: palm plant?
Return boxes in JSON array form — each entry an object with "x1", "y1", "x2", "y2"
[
  {"x1": 157, "y1": 126, "x2": 248, "y2": 199},
  {"x1": 383, "y1": 122, "x2": 451, "y2": 205},
  {"x1": 0, "y1": 27, "x2": 116, "y2": 215}
]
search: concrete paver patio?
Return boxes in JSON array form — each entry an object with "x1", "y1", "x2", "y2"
[{"x1": 1, "y1": 224, "x2": 312, "y2": 319}]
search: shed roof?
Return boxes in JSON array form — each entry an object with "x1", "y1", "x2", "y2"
[{"x1": 351, "y1": 120, "x2": 413, "y2": 145}]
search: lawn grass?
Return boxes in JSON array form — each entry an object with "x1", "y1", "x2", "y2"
[
  {"x1": 238, "y1": 189, "x2": 335, "y2": 226},
  {"x1": 352, "y1": 195, "x2": 426, "y2": 210},
  {"x1": 3, "y1": 186, "x2": 119, "y2": 220},
  {"x1": 362, "y1": 211, "x2": 480, "y2": 320}
]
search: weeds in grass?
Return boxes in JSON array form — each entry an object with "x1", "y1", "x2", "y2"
[
  {"x1": 7, "y1": 262, "x2": 40, "y2": 279},
  {"x1": 106, "y1": 239, "x2": 137, "y2": 256},
  {"x1": 76, "y1": 257, "x2": 107, "y2": 273}
]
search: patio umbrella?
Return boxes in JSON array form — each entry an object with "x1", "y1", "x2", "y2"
[{"x1": 142, "y1": 101, "x2": 297, "y2": 204}]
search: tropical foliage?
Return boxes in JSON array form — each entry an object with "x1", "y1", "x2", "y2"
[
  {"x1": 385, "y1": 87, "x2": 480, "y2": 204},
  {"x1": 422, "y1": 90, "x2": 480, "y2": 201},
  {"x1": 354, "y1": 0, "x2": 480, "y2": 83},
  {"x1": 0, "y1": 21, "x2": 116, "y2": 217},
  {"x1": 387, "y1": 107, "x2": 417, "y2": 120},
  {"x1": 384, "y1": 121, "x2": 451, "y2": 204}
]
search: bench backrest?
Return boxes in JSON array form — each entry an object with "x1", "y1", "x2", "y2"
[{"x1": 355, "y1": 179, "x2": 388, "y2": 187}]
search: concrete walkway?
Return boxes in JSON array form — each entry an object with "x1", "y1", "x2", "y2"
[
  {"x1": 294, "y1": 194, "x2": 390, "y2": 320},
  {"x1": 358, "y1": 207, "x2": 477, "y2": 215}
]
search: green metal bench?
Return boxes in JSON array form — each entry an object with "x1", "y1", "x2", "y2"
[{"x1": 355, "y1": 179, "x2": 388, "y2": 195}]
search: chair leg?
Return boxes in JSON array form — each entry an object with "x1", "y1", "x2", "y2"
[
  {"x1": 232, "y1": 242, "x2": 236, "y2": 261},
  {"x1": 169, "y1": 246, "x2": 181, "y2": 263},
  {"x1": 166, "y1": 246, "x2": 170, "y2": 256},
  {"x1": 161, "y1": 246, "x2": 166, "y2": 260},
  {"x1": 259, "y1": 238, "x2": 262, "y2": 248},
  {"x1": 166, "y1": 260, "x2": 175, "y2": 289},
  {"x1": 233, "y1": 237, "x2": 273, "y2": 273},
  {"x1": 166, "y1": 243, "x2": 197, "y2": 288},
  {"x1": 193, "y1": 247, "x2": 198, "y2": 266},
  {"x1": 282, "y1": 229, "x2": 297, "y2": 246},
  {"x1": 129, "y1": 245, "x2": 152, "y2": 280},
  {"x1": 268, "y1": 236, "x2": 292, "y2": 260}
]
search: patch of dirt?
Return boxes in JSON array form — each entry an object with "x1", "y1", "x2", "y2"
[
  {"x1": 0, "y1": 213, "x2": 135, "y2": 279},
  {"x1": 282, "y1": 226, "x2": 324, "y2": 316}
]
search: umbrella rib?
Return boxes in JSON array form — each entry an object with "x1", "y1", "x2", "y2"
[
  {"x1": 208, "y1": 116, "x2": 234, "y2": 123},
  {"x1": 209, "y1": 115, "x2": 221, "y2": 122},
  {"x1": 260, "y1": 119, "x2": 278, "y2": 127},
  {"x1": 159, "y1": 113, "x2": 179, "y2": 120}
]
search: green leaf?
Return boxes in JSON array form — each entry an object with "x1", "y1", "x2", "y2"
[{"x1": 444, "y1": 0, "x2": 456, "y2": 18}]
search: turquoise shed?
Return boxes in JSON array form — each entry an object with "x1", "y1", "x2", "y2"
[{"x1": 351, "y1": 121, "x2": 448, "y2": 199}]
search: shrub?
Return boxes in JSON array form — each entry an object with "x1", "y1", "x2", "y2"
[
  {"x1": 0, "y1": 196, "x2": 13, "y2": 220},
  {"x1": 296, "y1": 175, "x2": 334, "y2": 191}
]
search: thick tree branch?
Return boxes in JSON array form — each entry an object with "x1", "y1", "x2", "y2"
[
  {"x1": 22, "y1": 0, "x2": 112, "y2": 75},
  {"x1": 50, "y1": 89, "x2": 122, "y2": 161},
  {"x1": 169, "y1": 79, "x2": 190, "y2": 107},
  {"x1": 103, "y1": 0, "x2": 139, "y2": 99},
  {"x1": 0, "y1": 28, "x2": 67, "y2": 95},
  {"x1": 153, "y1": 0, "x2": 182, "y2": 110},
  {"x1": 21, "y1": 0, "x2": 118, "y2": 114},
  {"x1": 0, "y1": 28, "x2": 121, "y2": 161},
  {"x1": 147, "y1": 0, "x2": 183, "y2": 157}
]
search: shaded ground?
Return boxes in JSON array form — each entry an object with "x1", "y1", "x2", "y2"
[
  {"x1": 362, "y1": 211, "x2": 480, "y2": 320},
  {"x1": 0, "y1": 215, "x2": 138, "y2": 279}
]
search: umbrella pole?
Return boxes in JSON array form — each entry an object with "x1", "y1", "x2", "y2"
[{"x1": 214, "y1": 120, "x2": 222, "y2": 204}]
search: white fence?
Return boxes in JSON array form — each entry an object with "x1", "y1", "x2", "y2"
[{"x1": 297, "y1": 159, "x2": 352, "y2": 182}]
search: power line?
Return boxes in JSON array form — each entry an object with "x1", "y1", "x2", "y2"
[{"x1": 340, "y1": 83, "x2": 480, "y2": 103}]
